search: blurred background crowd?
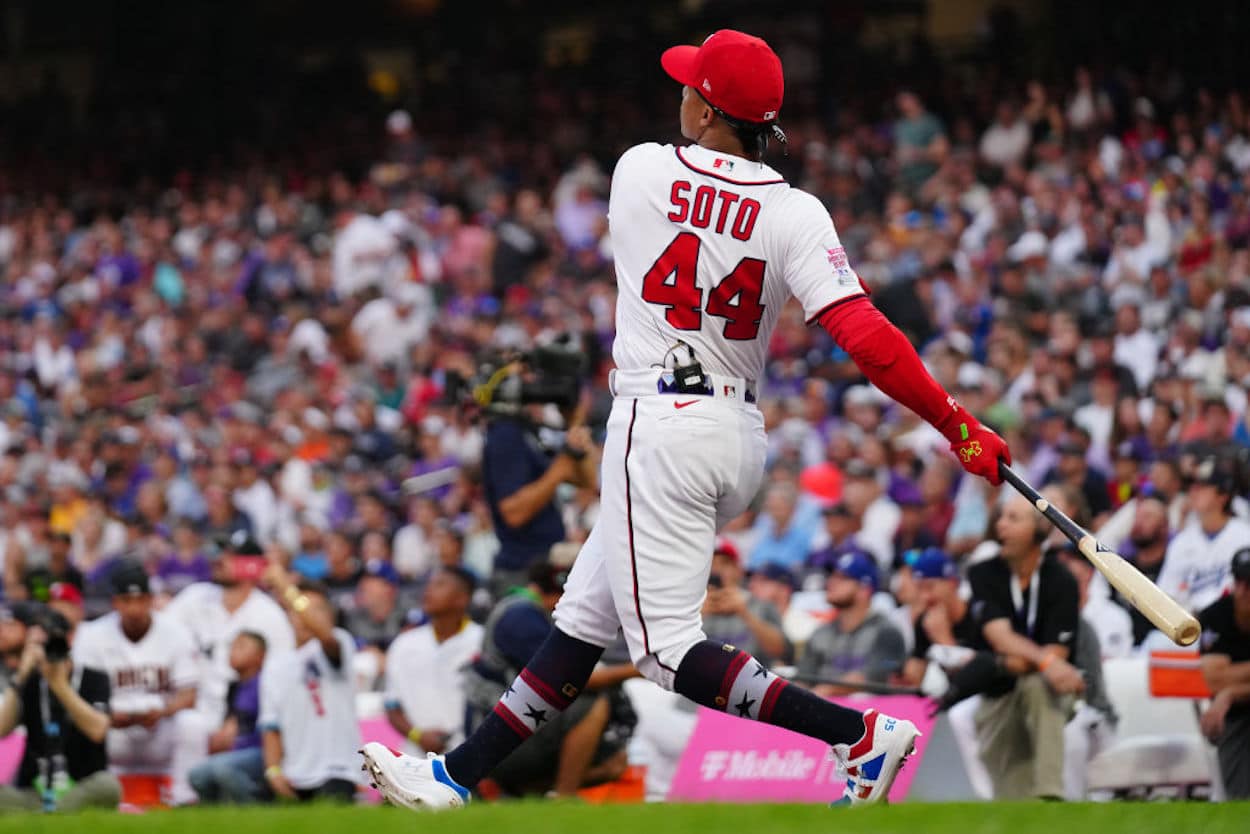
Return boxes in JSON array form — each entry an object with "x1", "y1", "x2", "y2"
[{"x1": 1, "y1": 0, "x2": 1249, "y2": 810}]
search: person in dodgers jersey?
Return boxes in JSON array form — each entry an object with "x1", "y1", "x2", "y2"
[{"x1": 362, "y1": 28, "x2": 1009, "y2": 810}]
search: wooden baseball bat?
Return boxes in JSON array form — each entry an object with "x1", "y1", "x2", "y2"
[{"x1": 998, "y1": 461, "x2": 1201, "y2": 647}]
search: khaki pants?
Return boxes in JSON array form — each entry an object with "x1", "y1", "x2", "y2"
[
  {"x1": 0, "y1": 770, "x2": 122, "y2": 813},
  {"x1": 974, "y1": 674, "x2": 1074, "y2": 799}
]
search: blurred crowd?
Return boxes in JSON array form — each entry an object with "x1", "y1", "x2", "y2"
[{"x1": 2, "y1": 56, "x2": 1250, "y2": 806}]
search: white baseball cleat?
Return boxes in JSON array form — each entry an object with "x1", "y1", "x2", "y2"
[
  {"x1": 359, "y1": 742, "x2": 470, "y2": 811},
  {"x1": 830, "y1": 708, "x2": 920, "y2": 805}
]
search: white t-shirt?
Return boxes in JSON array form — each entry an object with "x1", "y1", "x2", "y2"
[
  {"x1": 1157, "y1": 517, "x2": 1250, "y2": 613},
  {"x1": 234, "y1": 479, "x2": 278, "y2": 545},
  {"x1": 609, "y1": 143, "x2": 863, "y2": 382},
  {"x1": 979, "y1": 120, "x2": 1031, "y2": 168},
  {"x1": 333, "y1": 214, "x2": 398, "y2": 299},
  {"x1": 1114, "y1": 329, "x2": 1160, "y2": 393},
  {"x1": 383, "y1": 621, "x2": 485, "y2": 754},
  {"x1": 350, "y1": 295, "x2": 432, "y2": 365},
  {"x1": 392, "y1": 524, "x2": 435, "y2": 580},
  {"x1": 164, "y1": 582, "x2": 296, "y2": 721},
  {"x1": 73, "y1": 612, "x2": 199, "y2": 771},
  {"x1": 1082, "y1": 596, "x2": 1133, "y2": 660},
  {"x1": 258, "y1": 630, "x2": 362, "y2": 789}
]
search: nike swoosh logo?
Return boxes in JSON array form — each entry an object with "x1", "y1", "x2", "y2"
[{"x1": 674, "y1": 399, "x2": 701, "y2": 409}]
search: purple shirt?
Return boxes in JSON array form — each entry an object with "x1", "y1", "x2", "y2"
[
  {"x1": 228, "y1": 675, "x2": 262, "y2": 751},
  {"x1": 155, "y1": 553, "x2": 213, "y2": 595}
]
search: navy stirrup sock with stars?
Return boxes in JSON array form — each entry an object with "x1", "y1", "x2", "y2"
[
  {"x1": 672, "y1": 640, "x2": 866, "y2": 747},
  {"x1": 443, "y1": 628, "x2": 603, "y2": 788}
]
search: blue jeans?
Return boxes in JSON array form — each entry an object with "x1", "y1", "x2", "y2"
[{"x1": 189, "y1": 747, "x2": 268, "y2": 804}]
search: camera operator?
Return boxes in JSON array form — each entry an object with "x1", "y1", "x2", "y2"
[
  {"x1": 0, "y1": 606, "x2": 120, "y2": 812},
  {"x1": 477, "y1": 344, "x2": 598, "y2": 598}
]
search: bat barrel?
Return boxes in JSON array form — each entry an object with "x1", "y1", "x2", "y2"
[{"x1": 999, "y1": 460, "x2": 1201, "y2": 648}]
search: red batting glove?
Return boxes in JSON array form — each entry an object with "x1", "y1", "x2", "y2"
[{"x1": 937, "y1": 406, "x2": 1011, "y2": 485}]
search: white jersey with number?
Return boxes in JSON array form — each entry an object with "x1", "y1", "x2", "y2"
[
  {"x1": 609, "y1": 142, "x2": 864, "y2": 381},
  {"x1": 72, "y1": 612, "x2": 200, "y2": 772},
  {"x1": 258, "y1": 629, "x2": 362, "y2": 789}
]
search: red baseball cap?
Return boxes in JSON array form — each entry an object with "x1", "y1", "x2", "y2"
[
  {"x1": 713, "y1": 537, "x2": 742, "y2": 565},
  {"x1": 49, "y1": 582, "x2": 84, "y2": 607},
  {"x1": 661, "y1": 30, "x2": 784, "y2": 125}
]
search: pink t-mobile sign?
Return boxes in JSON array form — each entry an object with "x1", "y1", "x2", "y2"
[{"x1": 668, "y1": 696, "x2": 936, "y2": 803}]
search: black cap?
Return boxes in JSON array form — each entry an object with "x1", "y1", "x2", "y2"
[
  {"x1": 1192, "y1": 457, "x2": 1236, "y2": 493},
  {"x1": 1232, "y1": 547, "x2": 1250, "y2": 581},
  {"x1": 109, "y1": 560, "x2": 151, "y2": 597},
  {"x1": 0, "y1": 600, "x2": 42, "y2": 627},
  {"x1": 226, "y1": 530, "x2": 264, "y2": 556},
  {"x1": 528, "y1": 562, "x2": 569, "y2": 596}
]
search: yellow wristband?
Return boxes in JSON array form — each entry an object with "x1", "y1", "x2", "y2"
[
  {"x1": 407, "y1": 727, "x2": 423, "y2": 744},
  {"x1": 265, "y1": 765, "x2": 283, "y2": 780},
  {"x1": 282, "y1": 585, "x2": 301, "y2": 604},
  {"x1": 292, "y1": 595, "x2": 311, "y2": 613}
]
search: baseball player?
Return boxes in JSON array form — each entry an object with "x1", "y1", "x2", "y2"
[
  {"x1": 363, "y1": 29, "x2": 1008, "y2": 809},
  {"x1": 72, "y1": 562, "x2": 199, "y2": 784}
]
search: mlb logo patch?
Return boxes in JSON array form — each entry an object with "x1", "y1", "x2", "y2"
[
  {"x1": 826, "y1": 246, "x2": 857, "y2": 286},
  {"x1": 713, "y1": 158, "x2": 735, "y2": 171},
  {"x1": 723, "y1": 384, "x2": 737, "y2": 399}
]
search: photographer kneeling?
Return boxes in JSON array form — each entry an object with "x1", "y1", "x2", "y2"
[
  {"x1": 478, "y1": 341, "x2": 598, "y2": 599},
  {"x1": 0, "y1": 606, "x2": 119, "y2": 812}
]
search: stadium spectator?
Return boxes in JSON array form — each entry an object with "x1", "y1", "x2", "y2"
[
  {"x1": 383, "y1": 566, "x2": 483, "y2": 756},
  {"x1": 163, "y1": 535, "x2": 295, "y2": 802},
  {"x1": 702, "y1": 540, "x2": 792, "y2": 667},
  {"x1": 1157, "y1": 457, "x2": 1250, "y2": 615},
  {"x1": 343, "y1": 559, "x2": 405, "y2": 690},
  {"x1": 901, "y1": 548, "x2": 978, "y2": 690},
  {"x1": 0, "y1": 606, "x2": 119, "y2": 812},
  {"x1": 797, "y1": 550, "x2": 906, "y2": 696},
  {"x1": 72, "y1": 562, "x2": 198, "y2": 796},
  {"x1": 748, "y1": 480, "x2": 821, "y2": 571},
  {"x1": 258, "y1": 569, "x2": 361, "y2": 803},
  {"x1": 188, "y1": 632, "x2": 269, "y2": 804},
  {"x1": 893, "y1": 91, "x2": 948, "y2": 193},
  {"x1": 1198, "y1": 548, "x2": 1250, "y2": 799},
  {"x1": 968, "y1": 494, "x2": 1084, "y2": 800}
]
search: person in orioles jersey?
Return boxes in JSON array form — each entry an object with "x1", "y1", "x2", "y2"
[{"x1": 362, "y1": 28, "x2": 1010, "y2": 810}]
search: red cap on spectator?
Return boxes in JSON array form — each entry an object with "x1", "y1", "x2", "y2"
[
  {"x1": 49, "y1": 582, "x2": 83, "y2": 606},
  {"x1": 713, "y1": 537, "x2": 741, "y2": 565},
  {"x1": 661, "y1": 30, "x2": 784, "y2": 125}
]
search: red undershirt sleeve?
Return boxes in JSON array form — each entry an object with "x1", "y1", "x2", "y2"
[{"x1": 817, "y1": 295, "x2": 962, "y2": 436}]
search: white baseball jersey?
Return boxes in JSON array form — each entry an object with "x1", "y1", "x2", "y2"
[
  {"x1": 72, "y1": 611, "x2": 199, "y2": 772},
  {"x1": 164, "y1": 582, "x2": 296, "y2": 721},
  {"x1": 554, "y1": 142, "x2": 863, "y2": 689},
  {"x1": 610, "y1": 143, "x2": 864, "y2": 381},
  {"x1": 258, "y1": 629, "x2": 362, "y2": 789},
  {"x1": 1156, "y1": 517, "x2": 1250, "y2": 613},
  {"x1": 383, "y1": 621, "x2": 484, "y2": 754}
]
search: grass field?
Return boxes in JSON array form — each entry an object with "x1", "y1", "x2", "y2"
[{"x1": 1, "y1": 801, "x2": 1246, "y2": 834}]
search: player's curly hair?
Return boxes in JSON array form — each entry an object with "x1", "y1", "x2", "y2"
[{"x1": 697, "y1": 91, "x2": 787, "y2": 161}]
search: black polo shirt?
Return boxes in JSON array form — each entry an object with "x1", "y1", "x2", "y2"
[
  {"x1": 15, "y1": 667, "x2": 110, "y2": 789},
  {"x1": 968, "y1": 553, "x2": 1080, "y2": 695},
  {"x1": 911, "y1": 604, "x2": 981, "y2": 660},
  {"x1": 1198, "y1": 595, "x2": 1250, "y2": 720}
]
